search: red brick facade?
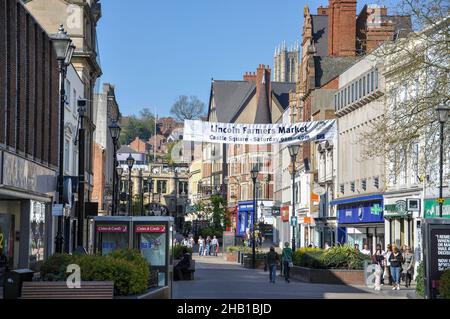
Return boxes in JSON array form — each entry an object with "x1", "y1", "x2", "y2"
[
  {"x1": 0, "y1": 0, "x2": 59, "y2": 168},
  {"x1": 328, "y1": 0, "x2": 357, "y2": 57}
]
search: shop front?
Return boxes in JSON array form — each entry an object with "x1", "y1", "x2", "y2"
[
  {"x1": 384, "y1": 196, "x2": 421, "y2": 249},
  {"x1": 0, "y1": 150, "x2": 57, "y2": 283},
  {"x1": 332, "y1": 195, "x2": 385, "y2": 253},
  {"x1": 236, "y1": 201, "x2": 254, "y2": 239}
]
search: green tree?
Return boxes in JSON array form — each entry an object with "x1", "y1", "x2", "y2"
[
  {"x1": 119, "y1": 108, "x2": 156, "y2": 145},
  {"x1": 210, "y1": 194, "x2": 229, "y2": 230}
]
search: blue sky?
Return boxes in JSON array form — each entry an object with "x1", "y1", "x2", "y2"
[{"x1": 96, "y1": 0, "x2": 388, "y2": 117}]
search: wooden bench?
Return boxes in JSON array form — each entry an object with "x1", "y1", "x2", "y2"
[{"x1": 20, "y1": 281, "x2": 114, "y2": 299}]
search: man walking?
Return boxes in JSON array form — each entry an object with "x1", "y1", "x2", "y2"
[{"x1": 266, "y1": 246, "x2": 279, "y2": 283}]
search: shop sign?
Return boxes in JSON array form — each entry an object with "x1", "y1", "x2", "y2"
[
  {"x1": 337, "y1": 201, "x2": 384, "y2": 224},
  {"x1": 424, "y1": 198, "x2": 450, "y2": 219},
  {"x1": 135, "y1": 225, "x2": 166, "y2": 233},
  {"x1": 384, "y1": 200, "x2": 411, "y2": 218},
  {"x1": 281, "y1": 206, "x2": 290, "y2": 222},
  {"x1": 96, "y1": 225, "x2": 128, "y2": 233}
]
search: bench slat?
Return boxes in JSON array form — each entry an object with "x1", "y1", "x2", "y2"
[{"x1": 20, "y1": 281, "x2": 114, "y2": 299}]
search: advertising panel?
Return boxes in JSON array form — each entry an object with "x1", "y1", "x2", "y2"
[{"x1": 337, "y1": 201, "x2": 384, "y2": 224}]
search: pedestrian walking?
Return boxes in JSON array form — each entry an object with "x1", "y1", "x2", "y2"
[
  {"x1": 389, "y1": 244, "x2": 403, "y2": 290},
  {"x1": 281, "y1": 242, "x2": 293, "y2": 283},
  {"x1": 354, "y1": 243, "x2": 360, "y2": 252},
  {"x1": 372, "y1": 244, "x2": 385, "y2": 291},
  {"x1": 188, "y1": 236, "x2": 195, "y2": 249},
  {"x1": 384, "y1": 244, "x2": 393, "y2": 285},
  {"x1": 211, "y1": 236, "x2": 218, "y2": 256},
  {"x1": 402, "y1": 246, "x2": 414, "y2": 287},
  {"x1": 266, "y1": 246, "x2": 279, "y2": 284},
  {"x1": 198, "y1": 236, "x2": 204, "y2": 256},
  {"x1": 205, "y1": 236, "x2": 211, "y2": 256}
]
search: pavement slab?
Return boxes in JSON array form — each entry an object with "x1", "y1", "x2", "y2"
[{"x1": 173, "y1": 255, "x2": 413, "y2": 299}]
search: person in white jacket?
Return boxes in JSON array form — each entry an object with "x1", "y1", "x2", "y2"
[
  {"x1": 384, "y1": 244, "x2": 393, "y2": 285},
  {"x1": 211, "y1": 236, "x2": 219, "y2": 256}
]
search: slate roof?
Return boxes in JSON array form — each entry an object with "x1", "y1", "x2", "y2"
[
  {"x1": 313, "y1": 56, "x2": 359, "y2": 87},
  {"x1": 311, "y1": 15, "x2": 329, "y2": 57},
  {"x1": 211, "y1": 80, "x2": 295, "y2": 124},
  {"x1": 117, "y1": 145, "x2": 143, "y2": 154}
]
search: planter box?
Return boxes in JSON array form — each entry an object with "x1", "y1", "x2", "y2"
[
  {"x1": 223, "y1": 252, "x2": 238, "y2": 263},
  {"x1": 290, "y1": 266, "x2": 365, "y2": 285}
]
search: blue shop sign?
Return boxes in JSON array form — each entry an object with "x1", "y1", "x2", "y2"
[{"x1": 337, "y1": 201, "x2": 384, "y2": 224}]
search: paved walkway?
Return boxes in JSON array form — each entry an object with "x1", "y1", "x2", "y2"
[{"x1": 173, "y1": 254, "x2": 414, "y2": 299}]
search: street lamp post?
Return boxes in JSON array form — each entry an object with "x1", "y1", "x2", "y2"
[
  {"x1": 126, "y1": 154, "x2": 135, "y2": 216},
  {"x1": 147, "y1": 177, "x2": 153, "y2": 215},
  {"x1": 437, "y1": 106, "x2": 449, "y2": 218},
  {"x1": 51, "y1": 24, "x2": 74, "y2": 254},
  {"x1": 139, "y1": 169, "x2": 144, "y2": 216},
  {"x1": 116, "y1": 166, "x2": 123, "y2": 215},
  {"x1": 251, "y1": 165, "x2": 259, "y2": 269},
  {"x1": 288, "y1": 144, "x2": 300, "y2": 251},
  {"x1": 76, "y1": 100, "x2": 86, "y2": 251},
  {"x1": 108, "y1": 120, "x2": 121, "y2": 216}
]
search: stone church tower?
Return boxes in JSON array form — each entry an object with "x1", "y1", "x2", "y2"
[{"x1": 273, "y1": 40, "x2": 299, "y2": 83}]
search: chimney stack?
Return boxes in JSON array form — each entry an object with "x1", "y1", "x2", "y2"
[{"x1": 328, "y1": 0, "x2": 357, "y2": 56}]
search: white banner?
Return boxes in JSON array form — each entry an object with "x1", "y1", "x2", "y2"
[{"x1": 183, "y1": 119, "x2": 336, "y2": 145}]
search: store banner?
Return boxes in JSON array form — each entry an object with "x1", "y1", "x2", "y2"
[
  {"x1": 424, "y1": 198, "x2": 450, "y2": 218},
  {"x1": 183, "y1": 119, "x2": 336, "y2": 145}
]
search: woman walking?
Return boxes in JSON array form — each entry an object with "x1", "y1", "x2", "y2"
[
  {"x1": 198, "y1": 236, "x2": 204, "y2": 256},
  {"x1": 205, "y1": 236, "x2": 211, "y2": 256},
  {"x1": 384, "y1": 244, "x2": 393, "y2": 285},
  {"x1": 266, "y1": 246, "x2": 279, "y2": 284},
  {"x1": 281, "y1": 242, "x2": 293, "y2": 283},
  {"x1": 389, "y1": 245, "x2": 403, "y2": 290},
  {"x1": 402, "y1": 246, "x2": 415, "y2": 287},
  {"x1": 372, "y1": 244, "x2": 385, "y2": 291}
]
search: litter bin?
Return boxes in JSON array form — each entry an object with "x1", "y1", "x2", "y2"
[{"x1": 3, "y1": 269, "x2": 34, "y2": 299}]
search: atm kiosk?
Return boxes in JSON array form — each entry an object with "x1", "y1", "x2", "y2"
[{"x1": 93, "y1": 216, "x2": 174, "y2": 295}]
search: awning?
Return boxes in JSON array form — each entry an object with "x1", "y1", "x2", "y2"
[{"x1": 330, "y1": 194, "x2": 383, "y2": 206}]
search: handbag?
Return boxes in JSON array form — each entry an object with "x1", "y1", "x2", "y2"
[{"x1": 288, "y1": 261, "x2": 294, "y2": 268}]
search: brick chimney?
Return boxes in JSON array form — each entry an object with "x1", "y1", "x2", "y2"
[
  {"x1": 328, "y1": 0, "x2": 357, "y2": 56},
  {"x1": 243, "y1": 71, "x2": 257, "y2": 82}
]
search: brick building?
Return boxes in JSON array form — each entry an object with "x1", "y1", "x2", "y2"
[
  {"x1": 285, "y1": 0, "x2": 411, "y2": 248},
  {"x1": 200, "y1": 64, "x2": 295, "y2": 240},
  {"x1": 0, "y1": 0, "x2": 60, "y2": 271}
]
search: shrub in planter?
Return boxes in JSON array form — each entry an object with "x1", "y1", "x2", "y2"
[
  {"x1": 40, "y1": 249, "x2": 150, "y2": 296},
  {"x1": 40, "y1": 254, "x2": 76, "y2": 281},
  {"x1": 226, "y1": 246, "x2": 252, "y2": 253},
  {"x1": 439, "y1": 269, "x2": 450, "y2": 299},
  {"x1": 416, "y1": 262, "x2": 425, "y2": 298},
  {"x1": 173, "y1": 245, "x2": 193, "y2": 259},
  {"x1": 321, "y1": 246, "x2": 370, "y2": 270},
  {"x1": 293, "y1": 248, "x2": 325, "y2": 268}
]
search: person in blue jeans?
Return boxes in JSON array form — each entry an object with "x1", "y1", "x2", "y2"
[
  {"x1": 266, "y1": 246, "x2": 279, "y2": 283},
  {"x1": 389, "y1": 244, "x2": 403, "y2": 290}
]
